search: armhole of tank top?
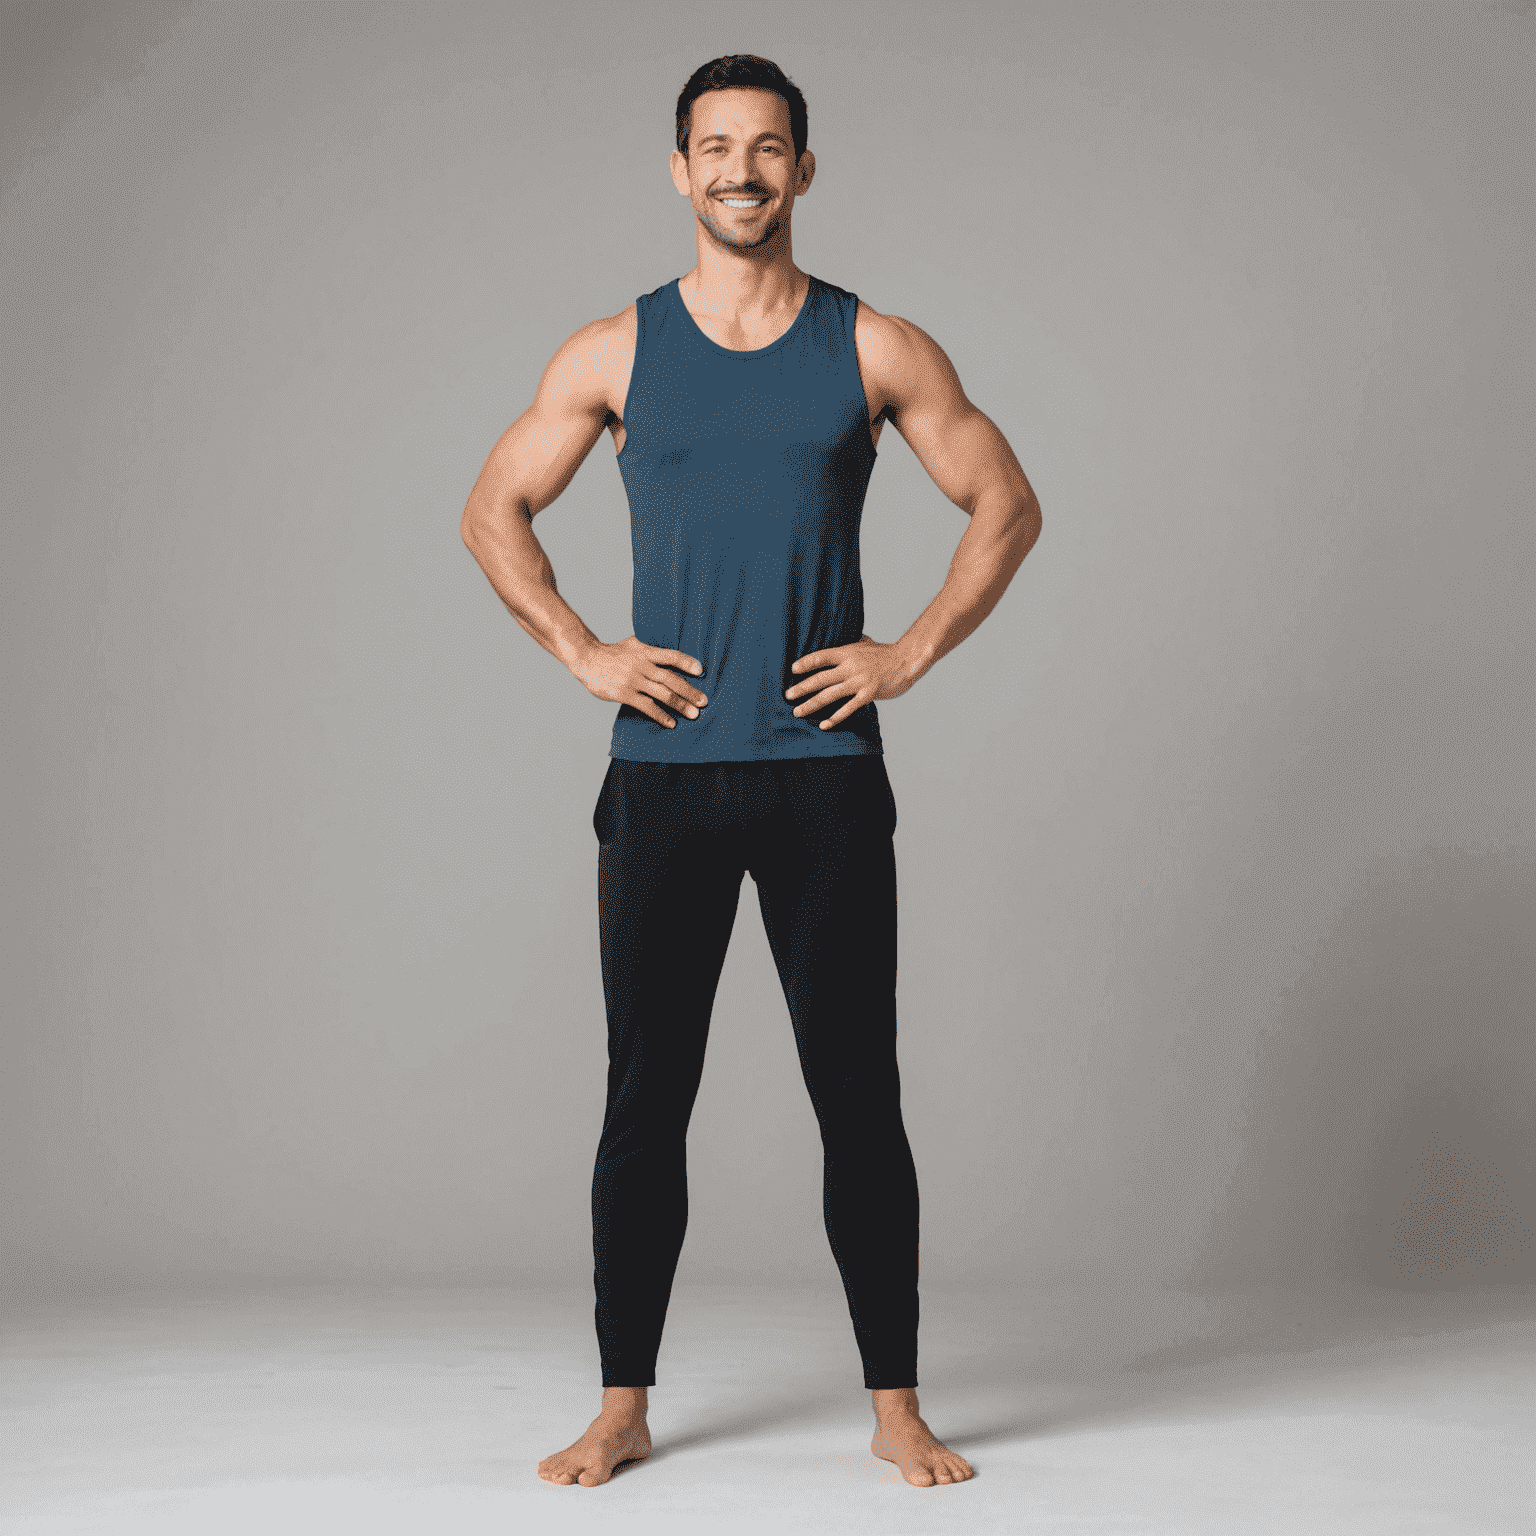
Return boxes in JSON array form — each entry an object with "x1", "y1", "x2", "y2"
[
  {"x1": 843, "y1": 289, "x2": 868, "y2": 395},
  {"x1": 844, "y1": 290, "x2": 879, "y2": 453},
  {"x1": 616, "y1": 292, "x2": 647, "y2": 462}
]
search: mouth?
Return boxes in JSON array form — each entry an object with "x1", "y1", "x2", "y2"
[{"x1": 716, "y1": 196, "x2": 767, "y2": 210}]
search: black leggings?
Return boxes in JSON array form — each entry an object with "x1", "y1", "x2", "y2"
[{"x1": 589, "y1": 754, "x2": 920, "y2": 1389}]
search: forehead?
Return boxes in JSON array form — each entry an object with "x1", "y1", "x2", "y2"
[{"x1": 689, "y1": 86, "x2": 792, "y2": 142}]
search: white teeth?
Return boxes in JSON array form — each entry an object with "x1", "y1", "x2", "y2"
[{"x1": 721, "y1": 198, "x2": 764, "y2": 207}]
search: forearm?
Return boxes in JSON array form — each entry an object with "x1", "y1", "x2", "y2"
[
  {"x1": 462, "y1": 500, "x2": 600, "y2": 673},
  {"x1": 894, "y1": 491, "x2": 1041, "y2": 687}
]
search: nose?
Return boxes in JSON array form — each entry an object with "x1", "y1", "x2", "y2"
[{"x1": 718, "y1": 143, "x2": 757, "y2": 191}]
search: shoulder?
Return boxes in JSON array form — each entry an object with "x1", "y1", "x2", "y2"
[
  {"x1": 536, "y1": 302, "x2": 638, "y2": 414},
  {"x1": 853, "y1": 298, "x2": 961, "y2": 412},
  {"x1": 551, "y1": 303, "x2": 637, "y2": 374}
]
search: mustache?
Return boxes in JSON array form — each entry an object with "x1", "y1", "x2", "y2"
[{"x1": 712, "y1": 187, "x2": 770, "y2": 197}]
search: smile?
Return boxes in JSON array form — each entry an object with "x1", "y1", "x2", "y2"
[{"x1": 719, "y1": 197, "x2": 766, "y2": 208}]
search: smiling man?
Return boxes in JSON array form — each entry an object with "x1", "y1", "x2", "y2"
[{"x1": 461, "y1": 54, "x2": 1041, "y2": 1489}]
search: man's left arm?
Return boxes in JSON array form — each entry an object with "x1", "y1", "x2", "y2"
[{"x1": 786, "y1": 308, "x2": 1042, "y2": 728}]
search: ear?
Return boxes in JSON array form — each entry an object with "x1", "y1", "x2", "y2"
[
  {"x1": 670, "y1": 148, "x2": 692, "y2": 197},
  {"x1": 796, "y1": 149, "x2": 816, "y2": 195}
]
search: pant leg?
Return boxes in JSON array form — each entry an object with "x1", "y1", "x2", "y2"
[
  {"x1": 747, "y1": 755, "x2": 920, "y2": 1389},
  {"x1": 590, "y1": 759, "x2": 745, "y2": 1387}
]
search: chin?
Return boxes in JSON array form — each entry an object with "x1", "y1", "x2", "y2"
[{"x1": 707, "y1": 222, "x2": 780, "y2": 251}]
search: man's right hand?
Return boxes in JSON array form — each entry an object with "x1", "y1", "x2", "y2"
[{"x1": 571, "y1": 637, "x2": 708, "y2": 730}]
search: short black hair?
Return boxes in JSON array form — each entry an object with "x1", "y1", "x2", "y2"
[{"x1": 675, "y1": 55, "x2": 808, "y2": 163}]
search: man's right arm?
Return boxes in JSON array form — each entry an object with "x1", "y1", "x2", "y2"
[
  {"x1": 460, "y1": 311, "x2": 710, "y2": 731},
  {"x1": 460, "y1": 315, "x2": 624, "y2": 673}
]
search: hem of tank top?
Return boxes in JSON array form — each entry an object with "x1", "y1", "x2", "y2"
[{"x1": 607, "y1": 745, "x2": 883, "y2": 763}]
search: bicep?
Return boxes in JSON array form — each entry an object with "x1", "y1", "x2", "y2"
[
  {"x1": 884, "y1": 319, "x2": 1034, "y2": 516},
  {"x1": 470, "y1": 324, "x2": 615, "y2": 520}
]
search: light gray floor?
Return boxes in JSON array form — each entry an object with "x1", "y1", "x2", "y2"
[{"x1": 1, "y1": 1279, "x2": 1530, "y2": 1535}]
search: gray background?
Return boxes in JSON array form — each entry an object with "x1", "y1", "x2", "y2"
[{"x1": 3, "y1": 0, "x2": 1531, "y2": 1302}]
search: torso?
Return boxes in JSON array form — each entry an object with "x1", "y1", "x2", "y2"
[
  {"x1": 601, "y1": 279, "x2": 889, "y2": 459},
  {"x1": 603, "y1": 272, "x2": 885, "y2": 762}
]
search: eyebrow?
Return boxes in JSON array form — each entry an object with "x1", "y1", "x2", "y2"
[{"x1": 695, "y1": 130, "x2": 790, "y2": 147}]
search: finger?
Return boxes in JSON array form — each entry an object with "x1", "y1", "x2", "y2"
[
  {"x1": 791, "y1": 680, "x2": 856, "y2": 718},
  {"x1": 791, "y1": 651, "x2": 839, "y2": 676},
  {"x1": 786, "y1": 663, "x2": 845, "y2": 700},
  {"x1": 819, "y1": 692, "x2": 869, "y2": 727},
  {"x1": 644, "y1": 668, "x2": 706, "y2": 708},
  {"x1": 639, "y1": 674, "x2": 702, "y2": 719},
  {"x1": 657, "y1": 648, "x2": 706, "y2": 677},
  {"x1": 631, "y1": 677, "x2": 689, "y2": 726},
  {"x1": 631, "y1": 691, "x2": 677, "y2": 727}
]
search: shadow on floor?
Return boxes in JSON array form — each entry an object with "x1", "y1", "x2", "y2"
[{"x1": 915, "y1": 1283, "x2": 1536, "y2": 1450}]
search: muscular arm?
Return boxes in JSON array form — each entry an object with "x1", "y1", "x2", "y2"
[
  {"x1": 857, "y1": 303, "x2": 1042, "y2": 683},
  {"x1": 461, "y1": 310, "x2": 633, "y2": 671}
]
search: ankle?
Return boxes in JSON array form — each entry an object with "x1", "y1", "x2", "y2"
[
  {"x1": 600, "y1": 1385, "x2": 649, "y2": 1421},
  {"x1": 872, "y1": 1387, "x2": 920, "y2": 1421}
]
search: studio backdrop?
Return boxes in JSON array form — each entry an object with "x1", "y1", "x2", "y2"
[{"x1": 3, "y1": 0, "x2": 1531, "y2": 1298}]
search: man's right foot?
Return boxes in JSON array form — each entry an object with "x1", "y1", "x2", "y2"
[{"x1": 537, "y1": 1403, "x2": 652, "y2": 1486}]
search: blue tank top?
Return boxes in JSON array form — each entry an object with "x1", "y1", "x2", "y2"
[{"x1": 609, "y1": 273, "x2": 884, "y2": 762}]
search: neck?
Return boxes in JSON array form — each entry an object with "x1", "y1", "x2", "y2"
[{"x1": 684, "y1": 239, "x2": 805, "y2": 322}]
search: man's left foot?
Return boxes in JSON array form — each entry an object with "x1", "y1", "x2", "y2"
[{"x1": 871, "y1": 1409, "x2": 974, "y2": 1486}]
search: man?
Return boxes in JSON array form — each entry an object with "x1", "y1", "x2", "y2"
[{"x1": 461, "y1": 54, "x2": 1041, "y2": 1489}]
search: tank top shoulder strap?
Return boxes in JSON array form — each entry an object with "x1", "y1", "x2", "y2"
[
  {"x1": 630, "y1": 281, "x2": 665, "y2": 365},
  {"x1": 635, "y1": 278, "x2": 673, "y2": 327},
  {"x1": 807, "y1": 275, "x2": 857, "y2": 355},
  {"x1": 622, "y1": 280, "x2": 672, "y2": 444}
]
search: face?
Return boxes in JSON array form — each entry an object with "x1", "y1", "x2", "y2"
[{"x1": 670, "y1": 87, "x2": 815, "y2": 252}]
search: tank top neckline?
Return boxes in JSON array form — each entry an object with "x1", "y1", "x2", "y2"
[{"x1": 668, "y1": 273, "x2": 820, "y2": 360}]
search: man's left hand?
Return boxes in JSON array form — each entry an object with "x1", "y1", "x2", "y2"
[{"x1": 786, "y1": 634, "x2": 920, "y2": 729}]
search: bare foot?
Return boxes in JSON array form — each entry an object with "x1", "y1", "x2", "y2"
[
  {"x1": 537, "y1": 1409, "x2": 652, "y2": 1487},
  {"x1": 871, "y1": 1408, "x2": 974, "y2": 1487}
]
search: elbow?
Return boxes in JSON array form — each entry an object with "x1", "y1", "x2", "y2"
[
  {"x1": 463, "y1": 496, "x2": 531, "y2": 551},
  {"x1": 1012, "y1": 496, "x2": 1042, "y2": 543},
  {"x1": 1005, "y1": 504, "x2": 1041, "y2": 566},
  {"x1": 461, "y1": 495, "x2": 502, "y2": 552}
]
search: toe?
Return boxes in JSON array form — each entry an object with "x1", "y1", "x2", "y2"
[{"x1": 908, "y1": 1469, "x2": 936, "y2": 1486}]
